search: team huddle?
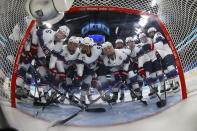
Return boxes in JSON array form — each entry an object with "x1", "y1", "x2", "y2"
[{"x1": 13, "y1": 20, "x2": 180, "y2": 105}]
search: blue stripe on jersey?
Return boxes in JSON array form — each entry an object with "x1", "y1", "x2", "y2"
[
  {"x1": 37, "y1": 29, "x2": 52, "y2": 56},
  {"x1": 155, "y1": 36, "x2": 164, "y2": 43},
  {"x1": 123, "y1": 56, "x2": 130, "y2": 64},
  {"x1": 155, "y1": 36, "x2": 169, "y2": 45},
  {"x1": 136, "y1": 49, "x2": 144, "y2": 58}
]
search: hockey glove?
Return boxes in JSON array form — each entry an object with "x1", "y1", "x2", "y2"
[
  {"x1": 155, "y1": 51, "x2": 162, "y2": 60},
  {"x1": 91, "y1": 78, "x2": 98, "y2": 88},
  {"x1": 58, "y1": 73, "x2": 66, "y2": 83},
  {"x1": 73, "y1": 75, "x2": 82, "y2": 88},
  {"x1": 138, "y1": 68, "x2": 146, "y2": 77},
  {"x1": 50, "y1": 68, "x2": 57, "y2": 76},
  {"x1": 26, "y1": 51, "x2": 32, "y2": 61},
  {"x1": 31, "y1": 44, "x2": 38, "y2": 55},
  {"x1": 114, "y1": 71, "x2": 121, "y2": 81},
  {"x1": 121, "y1": 71, "x2": 128, "y2": 83}
]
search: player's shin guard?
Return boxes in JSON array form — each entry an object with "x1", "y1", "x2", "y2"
[
  {"x1": 109, "y1": 85, "x2": 119, "y2": 103},
  {"x1": 133, "y1": 83, "x2": 142, "y2": 100},
  {"x1": 172, "y1": 76, "x2": 180, "y2": 92},
  {"x1": 119, "y1": 84, "x2": 125, "y2": 101}
]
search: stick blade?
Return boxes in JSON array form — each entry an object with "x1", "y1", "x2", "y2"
[
  {"x1": 33, "y1": 101, "x2": 47, "y2": 106},
  {"x1": 142, "y1": 101, "x2": 148, "y2": 105},
  {"x1": 156, "y1": 100, "x2": 166, "y2": 108},
  {"x1": 85, "y1": 108, "x2": 106, "y2": 112}
]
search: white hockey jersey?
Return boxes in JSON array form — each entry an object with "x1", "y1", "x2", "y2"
[
  {"x1": 103, "y1": 49, "x2": 130, "y2": 73},
  {"x1": 141, "y1": 37, "x2": 157, "y2": 62},
  {"x1": 127, "y1": 45, "x2": 151, "y2": 68},
  {"x1": 49, "y1": 45, "x2": 80, "y2": 73},
  {"x1": 32, "y1": 28, "x2": 55, "y2": 58},
  {"x1": 152, "y1": 32, "x2": 172, "y2": 59},
  {"x1": 76, "y1": 46, "x2": 102, "y2": 77}
]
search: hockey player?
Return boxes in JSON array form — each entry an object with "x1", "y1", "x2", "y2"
[
  {"x1": 49, "y1": 36, "x2": 80, "y2": 104},
  {"x1": 125, "y1": 36, "x2": 157, "y2": 99},
  {"x1": 114, "y1": 39, "x2": 129, "y2": 101},
  {"x1": 9, "y1": 17, "x2": 36, "y2": 99},
  {"x1": 147, "y1": 27, "x2": 180, "y2": 93},
  {"x1": 139, "y1": 33, "x2": 168, "y2": 97},
  {"x1": 75, "y1": 37, "x2": 102, "y2": 104},
  {"x1": 32, "y1": 25, "x2": 70, "y2": 103},
  {"x1": 115, "y1": 39, "x2": 124, "y2": 49},
  {"x1": 102, "y1": 41, "x2": 130, "y2": 103}
]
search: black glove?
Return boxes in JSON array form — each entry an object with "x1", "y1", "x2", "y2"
[
  {"x1": 73, "y1": 75, "x2": 82, "y2": 87},
  {"x1": 114, "y1": 71, "x2": 121, "y2": 81},
  {"x1": 121, "y1": 71, "x2": 128, "y2": 83}
]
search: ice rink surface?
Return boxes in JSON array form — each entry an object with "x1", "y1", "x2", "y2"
[{"x1": 16, "y1": 90, "x2": 182, "y2": 126}]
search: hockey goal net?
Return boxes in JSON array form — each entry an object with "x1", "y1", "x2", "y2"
[{"x1": 0, "y1": 0, "x2": 196, "y2": 106}]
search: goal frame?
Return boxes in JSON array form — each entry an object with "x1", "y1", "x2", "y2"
[{"x1": 11, "y1": 6, "x2": 187, "y2": 108}]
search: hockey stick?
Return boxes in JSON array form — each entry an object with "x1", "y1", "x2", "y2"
[
  {"x1": 140, "y1": 74, "x2": 166, "y2": 108},
  {"x1": 121, "y1": 82, "x2": 148, "y2": 105},
  {"x1": 50, "y1": 82, "x2": 121, "y2": 127},
  {"x1": 150, "y1": 84, "x2": 166, "y2": 108},
  {"x1": 50, "y1": 108, "x2": 84, "y2": 127},
  {"x1": 32, "y1": 57, "x2": 107, "y2": 112},
  {"x1": 49, "y1": 83, "x2": 106, "y2": 113}
]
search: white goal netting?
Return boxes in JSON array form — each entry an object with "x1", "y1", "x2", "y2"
[{"x1": 0, "y1": 0, "x2": 196, "y2": 104}]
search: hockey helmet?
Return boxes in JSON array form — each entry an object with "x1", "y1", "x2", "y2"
[
  {"x1": 139, "y1": 33, "x2": 146, "y2": 39},
  {"x1": 125, "y1": 37, "x2": 134, "y2": 43},
  {"x1": 102, "y1": 41, "x2": 112, "y2": 49},
  {"x1": 81, "y1": 37, "x2": 94, "y2": 46},
  {"x1": 68, "y1": 36, "x2": 80, "y2": 44},
  {"x1": 57, "y1": 25, "x2": 70, "y2": 38},
  {"x1": 115, "y1": 39, "x2": 123, "y2": 44},
  {"x1": 147, "y1": 27, "x2": 157, "y2": 33}
]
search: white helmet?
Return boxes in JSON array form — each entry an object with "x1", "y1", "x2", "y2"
[
  {"x1": 102, "y1": 41, "x2": 112, "y2": 49},
  {"x1": 115, "y1": 39, "x2": 123, "y2": 44},
  {"x1": 139, "y1": 33, "x2": 146, "y2": 39},
  {"x1": 147, "y1": 27, "x2": 157, "y2": 33},
  {"x1": 77, "y1": 37, "x2": 84, "y2": 44},
  {"x1": 68, "y1": 36, "x2": 79, "y2": 44},
  {"x1": 57, "y1": 25, "x2": 70, "y2": 37},
  {"x1": 125, "y1": 37, "x2": 134, "y2": 43},
  {"x1": 81, "y1": 37, "x2": 94, "y2": 46}
]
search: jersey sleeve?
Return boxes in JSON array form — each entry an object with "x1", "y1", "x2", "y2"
[
  {"x1": 154, "y1": 34, "x2": 165, "y2": 51},
  {"x1": 121, "y1": 48, "x2": 131, "y2": 55},
  {"x1": 56, "y1": 60, "x2": 65, "y2": 73},
  {"x1": 76, "y1": 63, "x2": 84, "y2": 77},
  {"x1": 32, "y1": 29, "x2": 38, "y2": 45},
  {"x1": 123, "y1": 58, "x2": 130, "y2": 71},
  {"x1": 49, "y1": 54, "x2": 58, "y2": 70},
  {"x1": 122, "y1": 52, "x2": 130, "y2": 71},
  {"x1": 136, "y1": 48, "x2": 145, "y2": 68}
]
